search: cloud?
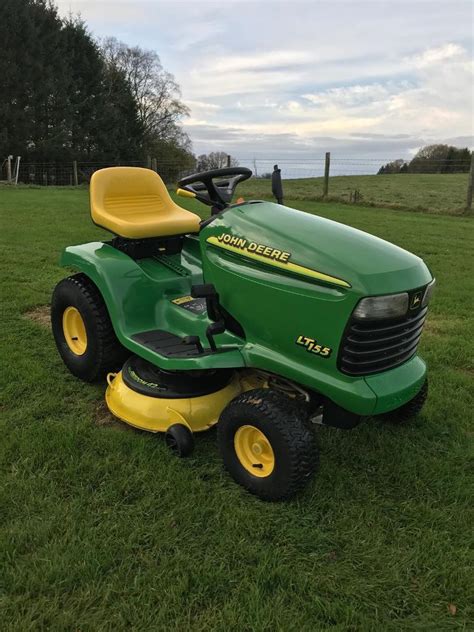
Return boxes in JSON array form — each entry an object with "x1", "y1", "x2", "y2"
[
  {"x1": 210, "y1": 50, "x2": 313, "y2": 73},
  {"x1": 185, "y1": 52, "x2": 311, "y2": 99},
  {"x1": 184, "y1": 100, "x2": 221, "y2": 118},
  {"x1": 406, "y1": 42, "x2": 466, "y2": 68},
  {"x1": 302, "y1": 83, "x2": 408, "y2": 108},
  {"x1": 171, "y1": 19, "x2": 226, "y2": 53},
  {"x1": 54, "y1": 0, "x2": 473, "y2": 159},
  {"x1": 190, "y1": 42, "x2": 473, "y2": 152}
]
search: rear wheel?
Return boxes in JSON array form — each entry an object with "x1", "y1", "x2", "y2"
[
  {"x1": 51, "y1": 273, "x2": 128, "y2": 382},
  {"x1": 380, "y1": 379, "x2": 428, "y2": 423},
  {"x1": 217, "y1": 389, "x2": 318, "y2": 501}
]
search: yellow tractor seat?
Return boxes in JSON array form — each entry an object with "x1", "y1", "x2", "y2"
[{"x1": 90, "y1": 167, "x2": 200, "y2": 239}]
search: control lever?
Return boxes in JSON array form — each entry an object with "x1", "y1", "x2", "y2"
[
  {"x1": 206, "y1": 321, "x2": 225, "y2": 351},
  {"x1": 182, "y1": 335, "x2": 204, "y2": 354},
  {"x1": 191, "y1": 283, "x2": 221, "y2": 321},
  {"x1": 176, "y1": 187, "x2": 210, "y2": 207}
]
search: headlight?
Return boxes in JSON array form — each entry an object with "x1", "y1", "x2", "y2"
[
  {"x1": 353, "y1": 292, "x2": 408, "y2": 321},
  {"x1": 422, "y1": 279, "x2": 436, "y2": 307}
]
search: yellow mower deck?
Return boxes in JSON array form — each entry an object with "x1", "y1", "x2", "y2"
[{"x1": 106, "y1": 370, "x2": 246, "y2": 433}]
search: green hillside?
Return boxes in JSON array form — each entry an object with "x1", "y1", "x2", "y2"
[{"x1": 238, "y1": 173, "x2": 469, "y2": 214}]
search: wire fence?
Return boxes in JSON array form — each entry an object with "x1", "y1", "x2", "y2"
[
  {"x1": 0, "y1": 159, "x2": 191, "y2": 187},
  {"x1": 241, "y1": 158, "x2": 472, "y2": 179},
  {"x1": 1, "y1": 156, "x2": 472, "y2": 185},
  {"x1": 1, "y1": 154, "x2": 472, "y2": 214},
  {"x1": 246, "y1": 157, "x2": 389, "y2": 178}
]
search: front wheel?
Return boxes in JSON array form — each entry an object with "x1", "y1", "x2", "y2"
[
  {"x1": 165, "y1": 424, "x2": 195, "y2": 457},
  {"x1": 51, "y1": 273, "x2": 129, "y2": 382},
  {"x1": 217, "y1": 389, "x2": 318, "y2": 501},
  {"x1": 380, "y1": 379, "x2": 428, "y2": 423}
]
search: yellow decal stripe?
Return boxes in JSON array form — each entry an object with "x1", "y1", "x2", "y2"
[{"x1": 206, "y1": 236, "x2": 351, "y2": 288}]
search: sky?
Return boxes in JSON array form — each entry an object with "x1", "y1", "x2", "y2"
[{"x1": 55, "y1": 0, "x2": 473, "y2": 166}]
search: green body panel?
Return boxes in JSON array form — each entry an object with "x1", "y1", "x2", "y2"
[
  {"x1": 365, "y1": 355, "x2": 427, "y2": 414},
  {"x1": 61, "y1": 200, "x2": 432, "y2": 416},
  {"x1": 61, "y1": 240, "x2": 246, "y2": 370}
]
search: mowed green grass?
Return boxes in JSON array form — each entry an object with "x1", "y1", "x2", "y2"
[
  {"x1": 238, "y1": 173, "x2": 470, "y2": 215},
  {"x1": 1, "y1": 187, "x2": 473, "y2": 631}
]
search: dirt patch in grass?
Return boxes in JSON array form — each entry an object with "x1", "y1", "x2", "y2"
[
  {"x1": 94, "y1": 400, "x2": 128, "y2": 431},
  {"x1": 24, "y1": 305, "x2": 50, "y2": 327},
  {"x1": 455, "y1": 366, "x2": 474, "y2": 378}
]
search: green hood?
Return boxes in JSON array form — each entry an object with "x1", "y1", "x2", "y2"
[{"x1": 205, "y1": 201, "x2": 432, "y2": 294}]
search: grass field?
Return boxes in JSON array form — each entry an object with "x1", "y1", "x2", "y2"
[
  {"x1": 238, "y1": 173, "x2": 470, "y2": 215},
  {"x1": 1, "y1": 186, "x2": 473, "y2": 630}
]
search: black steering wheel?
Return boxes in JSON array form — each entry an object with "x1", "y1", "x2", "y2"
[{"x1": 178, "y1": 167, "x2": 252, "y2": 210}]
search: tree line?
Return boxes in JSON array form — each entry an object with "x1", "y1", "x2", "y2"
[
  {"x1": 378, "y1": 145, "x2": 472, "y2": 175},
  {"x1": 0, "y1": 0, "x2": 198, "y2": 179}
]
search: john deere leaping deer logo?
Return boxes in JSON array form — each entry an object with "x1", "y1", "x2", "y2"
[{"x1": 410, "y1": 291, "x2": 423, "y2": 310}]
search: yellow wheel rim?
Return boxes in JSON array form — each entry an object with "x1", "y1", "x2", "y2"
[
  {"x1": 234, "y1": 425, "x2": 275, "y2": 478},
  {"x1": 62, "y1": 306, "x2": 87, "y2": 355}
]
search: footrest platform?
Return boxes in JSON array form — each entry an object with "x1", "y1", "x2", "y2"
[{"x1": 132, "y1": 330, "x2": 206, "y2": 357}]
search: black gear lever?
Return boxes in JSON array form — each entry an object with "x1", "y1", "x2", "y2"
[
  {"x1": 191, "y1": 283, "x2": 221, "y2": 321},
  {"x1": 206, "y1": 321, "x2": 225, "y2": 352}
]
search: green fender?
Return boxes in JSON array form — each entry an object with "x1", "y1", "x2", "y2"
[{"x1": 61, "y1": 242, "x2": 160, "y2": 335}]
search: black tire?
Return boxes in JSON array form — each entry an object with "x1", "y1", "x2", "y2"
[
  {"x1": 380, "y1": 379, "x2": 428, "y2": 423},
  {"x1": 51, "y1": 273, "x2": 129, "y2": 382},
  {"x1": 217, "y1": 389, "x2": 318, "y2": 501},
  {"x1": 165, "y1": 424, "x2": 194, "y2": 457}
]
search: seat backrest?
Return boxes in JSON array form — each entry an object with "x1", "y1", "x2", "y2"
[{"x1": 90, "y1": 167, "x2": 200, "y2": 239}]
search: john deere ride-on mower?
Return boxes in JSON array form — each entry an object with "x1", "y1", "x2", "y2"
[{"x1": 52, "y1": 166, "x2": 434, "y2": 500}]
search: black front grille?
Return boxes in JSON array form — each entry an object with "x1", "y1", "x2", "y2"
[{"x1": 339, "y1": 306, "x2": 428, "y2": 376}]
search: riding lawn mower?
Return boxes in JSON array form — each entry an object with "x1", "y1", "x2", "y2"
[{"x1": 51, "y1": 166, "x2": 434, "y2": 501}]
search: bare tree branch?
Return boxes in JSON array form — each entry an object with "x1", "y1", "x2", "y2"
[{"x1": 100, "y1": 37, "x2": 190, "y2": 147}]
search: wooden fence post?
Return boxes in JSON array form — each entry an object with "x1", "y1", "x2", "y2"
[
  {"x1": 6, "y1": 156, "x2": 12, "y2": 182},
  {"x1": 323, "y1": 152, "x2": 330, "y2": 197},
  {"x1": 226, "y1": 154, "x2": 231, "y2": 168},
  {"x1": 73, "y1": 160, "x2": 78, "y2": 186},
  {"x1": 146, "y1": 155, "x2": 152, "y2": 169},
  {"x1": 465, "y1": 152, "x2": 474, "y2": 214},
  {"x1": 14, "y1": 156, "x2": 21, "y2": 184},
  {"x1": 151, "y1": 157, "x2": 157, "y2": 173}
]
